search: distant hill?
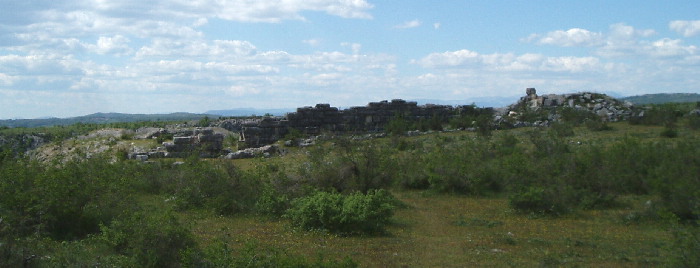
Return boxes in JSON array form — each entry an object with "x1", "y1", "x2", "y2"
[
  {"x1": 0, "y1": 112, "x2": 213, "y2": 128},
  {"x1": 411, "y1": 96, "x2": 517, "y2": 108},
  {"x1": 205, "y1": 108, "x2": 293, "y2": 117},
  {"x1": 621, "y1": 93, "x2": 700, "y2": 105}
]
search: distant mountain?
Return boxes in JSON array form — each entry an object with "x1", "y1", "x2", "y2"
[
  {"x1": 621, "y1": 93, "x2": 700, "y2": 105},
  {"x1": 205, "y1": 108, "x2": 293, "y2": 117},
  {"x1": 0, "y1": 112, "x2": 212, "y2": 128},
  {"x1": 411, "y1": 96, "x2": 517, "y2": 108}
]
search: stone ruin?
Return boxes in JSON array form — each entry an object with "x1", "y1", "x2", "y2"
[
  {"x1": 129, "y1": 127, "x2": 224, "y2": 160},
  {"x1": 219, "y1": 99, "x2": 457, "y2": 147},
  {"x1": 164, "y1": 128, "x2": 223, "y2": 157},
  {"x1": 126, "y1": 88, "x2": 638, "y2": 160},
  {"x1": 504, "y1": 88, "x2": 634, "y2": 124}
]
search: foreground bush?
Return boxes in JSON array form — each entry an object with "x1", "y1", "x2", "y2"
[
  {"x1": 285, "y1": 190, "x2": 395, "y2": 234},
  {"x1": 0, "y1": 157, "x2": 136, "y2": 241},
  {"x1": 100, "y1": 209, "x2": 197, "y2": 267}
]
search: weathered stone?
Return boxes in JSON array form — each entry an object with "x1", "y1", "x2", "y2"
[
  {"x1": 526, "y1": 88, "x2": 537, "y2": 96},
  {"x1": 225, "y1": 150, "x2": 254, "y2": 159}
]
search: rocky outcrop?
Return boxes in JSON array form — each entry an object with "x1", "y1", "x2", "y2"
[
  {"x1": 224, "y1": 144, "x2": 281, "y2": 159},
  {"x1": 504, "y1": 88, "x2": 634, "y2": 124}
]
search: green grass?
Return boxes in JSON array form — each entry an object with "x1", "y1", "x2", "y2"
[{"x1": 180, "y1": 190, "x2": 671, "y2": 267}]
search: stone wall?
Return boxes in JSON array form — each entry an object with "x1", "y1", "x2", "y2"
[
  {"x1": 240, "y1": 99, "x2": 457, "y2": 147},
  {"x1": 162, "y1": 128, "x2": 224, "y2": 157}
]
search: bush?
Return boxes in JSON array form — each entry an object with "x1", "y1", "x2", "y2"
[
  {"x1": 99, "y1": 209, "x2": 197, "y2": 267},
  {"x1": 559, "y1": 107, "x2": 599, "y2": 125},
  {"x1": 584, "y1": 119, "x2": 613, "y2": 131},
  {"x1": 255, "y1": 185, "x2": 291, "y2": 217},
  {"x1": 301, "y1": 144, "x2": 392, "y2": 194},
  {"x1": 185, "y1": 240, "x2": 357, "y2": 268},
  {"x1": 386, "y1": 113, "x2": 410, "y2": 136},
  {"x1": 158, "y1": 160, "x2": 261, "y2": 215},
  {"x1": 669, "y1": 224, "x2": 700, "y2": 267},
  {"x1": 509, "y1": 186, "x2": 568, "y2": 215},
  {"x1": 0, "y1": 157, "x2": 136, "y2": 240},
  {"x1": 660, "y1": 124, "x2": 679, "y2": 138},
  {"x1": 687, "y1": 114, "x2": 700, "y2": 130},
  {"x1": 629, "y1": 104, "x2": 683, "y2": 126},
  {"x1": 285, "y1": 190, "x2": 395, "y2": 235},
  {"x1": 550, "y1": 122, "x2": 575, "y2": 137},
  {"x1": 528, "y1": 129, "x2": 570, "y2": 157}
]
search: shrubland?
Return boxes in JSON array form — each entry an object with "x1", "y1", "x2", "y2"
[{"x1": 1, "y1": 107, "x2": 699, "y2": 266}]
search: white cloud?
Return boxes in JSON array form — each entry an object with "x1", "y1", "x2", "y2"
[
  {"x1": 135, "y1": 39, "x2": 257, "y2": 59},
  {"x1": 608, "y1": 23, "x2": 656, "y2": 39},
  {"x1": 433, "y1": 22, "x2": 441, "y2": 30},
  {"x1": 198, "y1": 0, "x2": 374, "y2": 23},
  {"x1": 525, "y1": 23, "x2": 665, "y2": 59},
  {"x1": 416, "y1": 49, "x2": 609, "y2": 73},
  {"x1": 530, "y1": 28, "x2": 604, "y2": 47},
  {"x1": 92, "y1": 35, "x2": 132, "y2": 55},
  {"x1": 193, "y1": 17, "x2": 208, "y2": 27},
  {"x1": 670, "y1": 20, "x2": 700, "y2": 37},
  {"x1": 226, "y1": 85, "x2": 260, "y2": 96},
  {"x1": 646, "y1": 38, "x2": 697, "y2": 57},
  {"x1": 341, "y1": 42, "x2": 362, "y2": 54},
  {"x1": 394, "y1": 20, "x2": 422, "y2": 29},
  {"x1": 303, "y1": 39, "x2": 321, "y2": 47}
]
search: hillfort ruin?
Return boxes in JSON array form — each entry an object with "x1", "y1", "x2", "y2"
[{"x1": 125, "y1": 88, "x2": 638, "y2": 160}]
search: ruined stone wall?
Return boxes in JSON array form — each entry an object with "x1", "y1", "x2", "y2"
[
  {"x1": 163, "y1": 128, "x2": 224, "y2": 157},
  {"x1": 241, "y1": 99, "x2": 457, "y2": 147}
]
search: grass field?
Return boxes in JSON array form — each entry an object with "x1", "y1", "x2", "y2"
[
  {"x1": 174, "y1": 121, "x2": 689, "y2": 267},
  {"x1": 181, "y1": 190, "x2": 671, "y2": 267},
  {"x1": 2, "y1": 120, "x2": 697, "y2": 267}
]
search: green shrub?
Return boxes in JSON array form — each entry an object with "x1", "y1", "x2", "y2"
[
  {"x1": 493, "y1": 132, "x2": 520, "y2": 156},
  {"x1": 508, "y1": 185, "x2": 587, "y2": 215},
  {"x1": 629, "y1": 104, "x2": 683, "y2": 126},
  {"x1": 160, "y1": 161, "x2": 261, "y2": 215},
  {"x1": 185, "y1": 240, "x2": 357, "y2": 268},
  {"x1": 285, "y1": 190, "x2": 395, "y2": 235},
  {"x1": 669, "y1": 224, "x2": 700, "y2": 267},
  {"x1": 687, "y1": 114, "x2": 700, "y2": 130},
  {"x1": 386, "y1": 113, "x2": 410, "y2": 136},
  {"x1": 255, "y1": 185, "x2": 291, "y2": 217},
  {"x1": 301, "y1": 144, "x2": 392, "y2": 194},
  {"x1": 559, "y1": 107, "x2": 598, "y2": 125},
  {"x1": 528, "y1": 129, "x2": 570, "y2": 157},
  {"x1": 660, "y1": 124, "x2": 679, "y2": 138},
  {"x1": 550, "y1": 122, "x2": 575, "y2": 137},
  {"x1": 0, "y1": 157, "x2": 136, "y2": 240},
  {"x1": 509, "y1": 186, "x2": 564, "y2": 215},
  {"x1": 99, "y1": 209, "x2": 197, "y2": 267},
  {"x1": 584, "y1": 119, "x2": 613, "y2": 131}
]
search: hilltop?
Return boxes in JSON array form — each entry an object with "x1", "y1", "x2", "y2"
[
  {"x1": 621, "y1": 93, "x2": 700, "y2": 104},
  {"x1": 0, "y1": 112, "x2": 212, "y2": 128}
]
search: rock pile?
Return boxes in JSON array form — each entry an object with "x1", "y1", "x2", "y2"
[
  {"x1": 224, "y1": 144, "x2": 281, "y2": 159},
  {"x1": 505, "y1": 88, "x2": 634, "y2": 124}
]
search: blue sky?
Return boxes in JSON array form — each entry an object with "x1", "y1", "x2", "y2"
[{"x1": 1, "y1": 0, "x2": 699, "y2": 119}]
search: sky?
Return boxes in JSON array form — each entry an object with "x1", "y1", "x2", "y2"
[{"x1": 1, "y1": 1, "x2": 699, "y2": 119}]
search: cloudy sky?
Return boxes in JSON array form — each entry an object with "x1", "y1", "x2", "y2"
[{"x1": 1, "y1": 0, "x2": 699, "y2": 119}]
